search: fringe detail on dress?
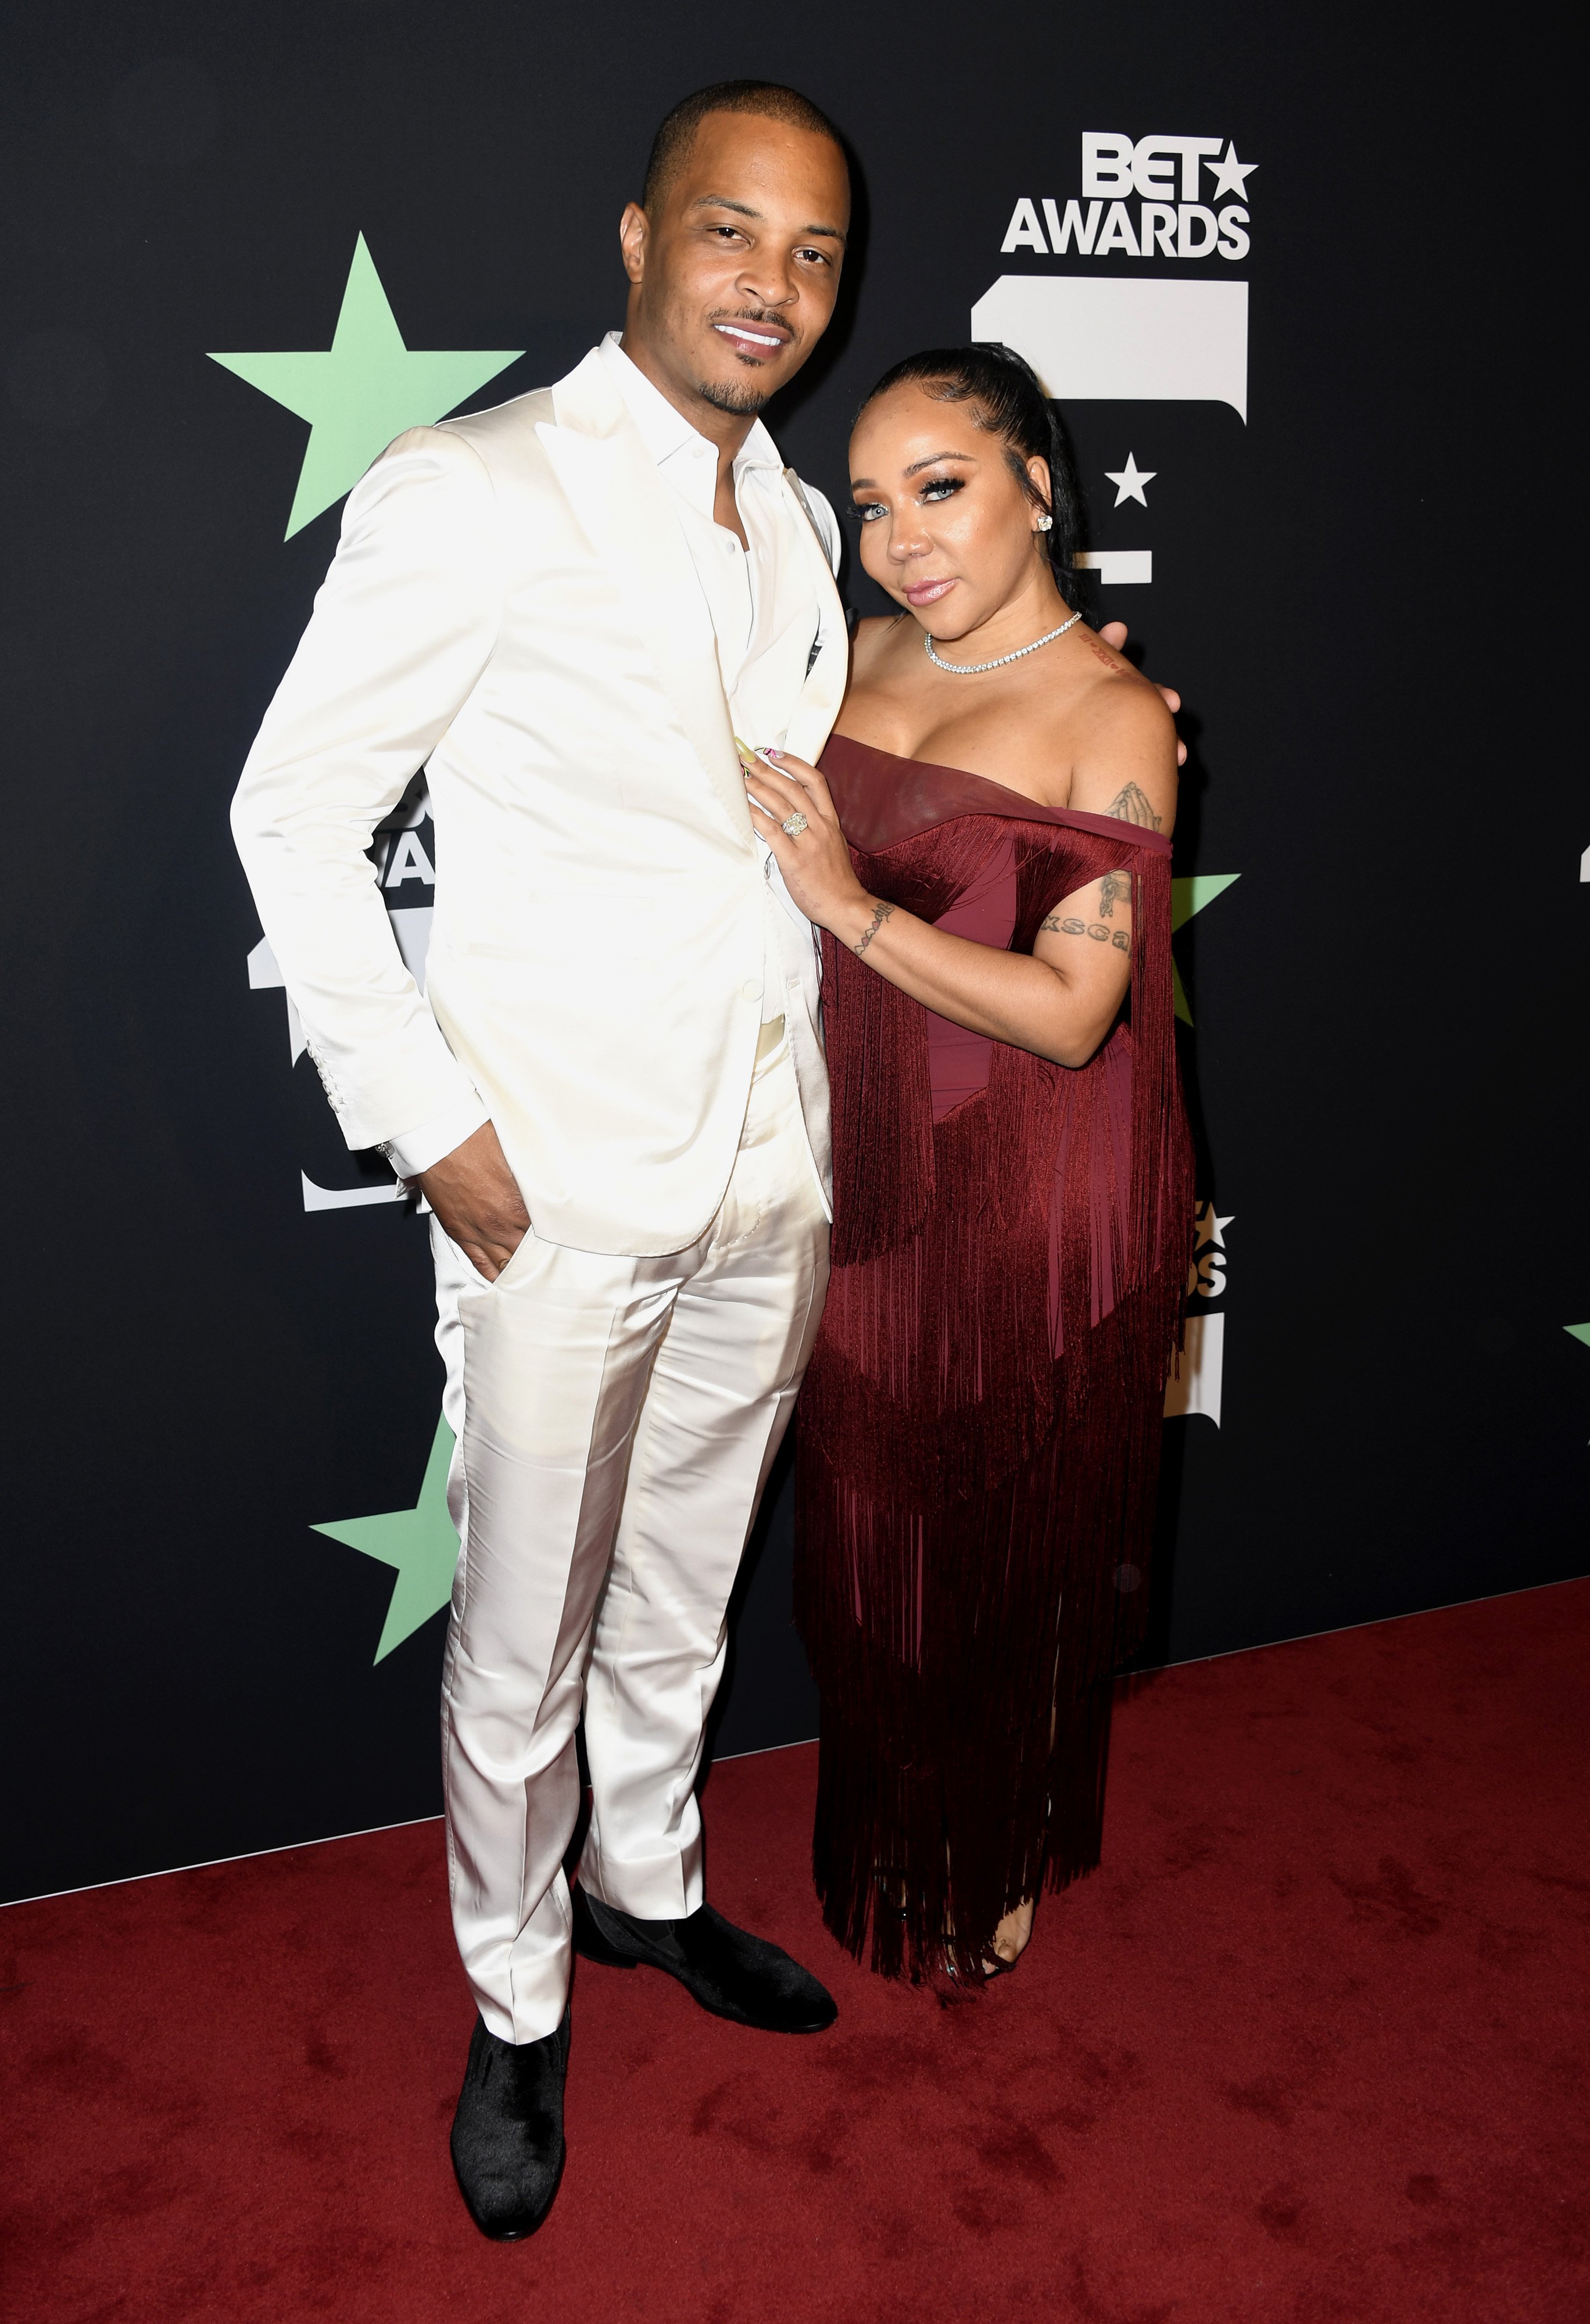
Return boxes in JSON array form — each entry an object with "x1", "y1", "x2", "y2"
[{"x1": 797, "y1": 810, "x2": 1194, "y2": 1985}]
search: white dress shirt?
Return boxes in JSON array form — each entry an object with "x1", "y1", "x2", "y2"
[{"x1": 384, "y1": 333, "x2": 840, "y2": 1180}]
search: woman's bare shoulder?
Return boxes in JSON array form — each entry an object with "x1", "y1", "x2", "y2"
[{"x1": 1059, "y1": 633, "x2": 1179, "y2": 831}]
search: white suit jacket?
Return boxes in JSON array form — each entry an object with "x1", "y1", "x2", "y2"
[{"x1": 231, "y1": 347, "x2": 849, "y2": 1256}]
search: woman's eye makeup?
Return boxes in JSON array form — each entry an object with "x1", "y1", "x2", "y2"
[{"x1": 850, "y1": 474, "x2": 966, "y2": 521}]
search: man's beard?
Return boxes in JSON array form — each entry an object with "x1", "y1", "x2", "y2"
[
  {"x1": 693, "y1": 311, "x2": 798, "y2": 414},
  {"x1": 693, "y1": 373, "x2": 773, "y2": 416}
]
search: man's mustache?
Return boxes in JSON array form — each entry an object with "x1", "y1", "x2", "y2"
[{"x1": 707, "y1": 308, "x2": 799, "y2": 349}]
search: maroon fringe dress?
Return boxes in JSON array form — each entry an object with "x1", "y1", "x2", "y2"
[{"x1": 795, "y1": 734, "x2": 1193, "y2": 1981}]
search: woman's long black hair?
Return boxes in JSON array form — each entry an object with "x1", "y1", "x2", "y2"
[{"x1": 857, "y1": 343, "x2": 1084, "y2": 611}]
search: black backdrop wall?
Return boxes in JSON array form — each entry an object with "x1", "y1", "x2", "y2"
[{"x1": 2, "y1": 2, "x2": 1580, "y2": 1906}]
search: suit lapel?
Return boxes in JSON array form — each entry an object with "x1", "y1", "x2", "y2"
[
  {"x1": 538, "y1": 352, "x2": 753, "y2": 848},
  {"x1": 778, "y1": 468, "x2": 850, "y2": 766}
]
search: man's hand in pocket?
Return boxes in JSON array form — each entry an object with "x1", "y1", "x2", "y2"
[{"x1": 418, "y1": 1122, "x2": 531, "y2": 1281}]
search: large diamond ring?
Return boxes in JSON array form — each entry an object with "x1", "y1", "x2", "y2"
[{"x1": 781, "y1": 809, "x2": 809, "y2": 837}]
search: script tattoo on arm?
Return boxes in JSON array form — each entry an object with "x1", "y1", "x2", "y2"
[
  {"x1": 1040, "y1": 912, "x2": 1131, "y2": 956},
  {"x1": 855, "y1": 899, "x2": 896, "y2": 957},
  {"x1": 1106, "y1": 781, "x2": 1163, "y2": 830}
]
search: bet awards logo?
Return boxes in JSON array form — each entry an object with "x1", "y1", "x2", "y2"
[
  {"x1": 248, "y1": 774, "x2": 435, "y2": 1212},
  {"x1": 1165, "y1": 1201, "x2": 1233, "y2": 1427},
  {"x1": 1002, "y1": 134, "x2": 1256, "y2": 263}
]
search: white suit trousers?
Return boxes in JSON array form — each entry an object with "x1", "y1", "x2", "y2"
[{"x1": 431, "y1": 1035, "x2": 829, "y2": 2043}]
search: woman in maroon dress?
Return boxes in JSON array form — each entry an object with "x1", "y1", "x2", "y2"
[{"x1": 739, "y1": 346, "x2": 1192, "y2": 1983}]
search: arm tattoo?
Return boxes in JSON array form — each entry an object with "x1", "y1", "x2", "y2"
[
  {"x1": 1098, "y1": 867, "x2": 1131, "y2": 919},
  {"x1": 1106, "y1": 781, "x2": 1163, "y2": 830},
  {"x1": 1040, "y1": 912, "x2": 1132, "y2": 957},
  {"x1": 855, "y1": 899, "x2": 895, "y2": 957}
]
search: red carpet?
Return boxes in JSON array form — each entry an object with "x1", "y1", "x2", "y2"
[{"x1": 3, "y1": 1583, "x2": 1588, "y2": 2323}]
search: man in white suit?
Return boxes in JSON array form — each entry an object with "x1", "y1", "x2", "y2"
[{"x1": 232, "y1": 83, "x2": 853, "y2": 2237}]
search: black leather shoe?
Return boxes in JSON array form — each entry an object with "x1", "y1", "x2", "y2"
[
  {"x1": 573, "y1": 1885, "x2": 837, "y2": 2033},
  {"x1": 449, "y1": 2006, "x2": 570, "y2": 2240}
]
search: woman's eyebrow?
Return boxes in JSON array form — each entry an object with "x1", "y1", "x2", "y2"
[{"x1": 849, "y1": 451, "x2": 976, "y2": 490}]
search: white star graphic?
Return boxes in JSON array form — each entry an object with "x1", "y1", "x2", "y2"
[
  {"x1": 1195, "y1": 1206, "x2": 1235, "y2": 1253},
  {"x1": 1104, "y1": 452, "x2": 1155, "y2": 508},
  {"x1": 1208, "y1": 142, "x2": 1258, "y2": 202}
]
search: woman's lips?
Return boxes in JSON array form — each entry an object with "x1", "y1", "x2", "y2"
[{"x1": 904, "y1": 576, "x2": 957, "y2": 607}]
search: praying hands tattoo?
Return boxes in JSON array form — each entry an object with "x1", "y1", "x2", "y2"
[{"x1": 1106, "y1": 781, "x2": 1162, "y2": 831}]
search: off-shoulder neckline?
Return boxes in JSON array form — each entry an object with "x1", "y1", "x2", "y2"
[{"x1": 821, "y1": 731, "x2": 1173, "y2": 856}]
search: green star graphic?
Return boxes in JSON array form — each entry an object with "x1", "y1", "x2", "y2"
[
  {"x1": 313, "y1": 1414, "x2": 459, "y2": 1663},
  {"x1": 210, "y1": 234, "x2": 522, "y2": 538},
  {"x1": 1566, "y1": 1324, "x2": 1590, "y2": 1349},
  {"x1": 1171, "y1": 873, "x2": 1241, "y2": 1025}
]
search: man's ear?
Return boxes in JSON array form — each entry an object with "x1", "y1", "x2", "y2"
[{"x1": 619, "y1": 202, "x2": 649, "y2": 288}]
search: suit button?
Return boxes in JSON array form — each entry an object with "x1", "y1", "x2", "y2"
[{"x1": 741, "y1": 981, "x2": 761, "y2": 1003}]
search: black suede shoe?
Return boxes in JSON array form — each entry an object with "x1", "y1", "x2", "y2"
[
  {"x1": 573, "y1": 1885, "x2": 837, "y2": 2033},
  {"x1": 449, "y1": 2006, "x2": 570, "y2": 2240}
]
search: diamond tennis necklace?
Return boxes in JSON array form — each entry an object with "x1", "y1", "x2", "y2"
[{"x1": 924, "y1": 607, "x2": 1083, "y2": 675}]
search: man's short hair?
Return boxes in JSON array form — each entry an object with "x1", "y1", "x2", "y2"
[{"x1": 642, "y1": 81, "x2": 846, "y2": 213}]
